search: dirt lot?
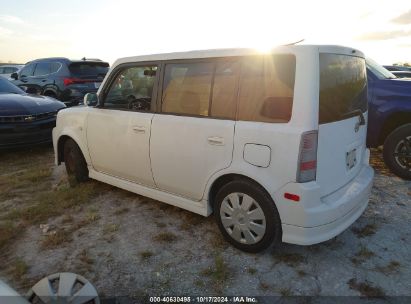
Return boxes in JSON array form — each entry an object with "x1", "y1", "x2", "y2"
[{"x1": 0, "y1": 145, "x2": 410, "y2": 299}]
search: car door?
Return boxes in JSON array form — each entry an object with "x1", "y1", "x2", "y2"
[
  {"x1": 150, "y1": 60, "x2": 238, "y2": 201},
  {"x1": 31, "y1": 62, "x2": 52, "y2": 93},
  {"x1": 86, "y1": 64, "x2": 159, "y2": 187},
  {"x1": 13, "y1": 63, "x2": 35, "y2": 90}
]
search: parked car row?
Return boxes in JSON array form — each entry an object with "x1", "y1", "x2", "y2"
[{"x1": 10, "y1": 57, "x2": 109, "y2": 107}]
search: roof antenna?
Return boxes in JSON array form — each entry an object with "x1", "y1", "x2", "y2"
[{"x1": 284, "y1": 39, "x2": 305, "y2": 46}]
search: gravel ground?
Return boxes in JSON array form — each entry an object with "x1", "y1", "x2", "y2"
[{"x1": 0, "y1": 145, "x2": 410, "y2": 300}]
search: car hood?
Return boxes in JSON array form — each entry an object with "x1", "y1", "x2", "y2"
[{"x1": 0, "y1": 93, "x2": 66, "y2": 116}]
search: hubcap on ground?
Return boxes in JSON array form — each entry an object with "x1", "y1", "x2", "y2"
[
  {"x1": 220, "y1": 192, "x2": 266, "y2": 244},
  {"x1": 394, "y1": 136, "x2": 411, "y2": 171},
  {"x1": 27, "y1": 272, "x2": 100, "y2": 304}
]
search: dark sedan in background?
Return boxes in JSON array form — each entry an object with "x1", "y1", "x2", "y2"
[{"x1": 0, "y1": 77, "x2": 66, "y2": 149}]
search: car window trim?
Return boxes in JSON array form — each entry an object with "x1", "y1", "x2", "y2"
[{"x1": 100, "y1": 61, "x2": 160, "y2": 114}]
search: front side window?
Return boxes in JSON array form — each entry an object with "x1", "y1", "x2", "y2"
[
  {"x1": 20, "y1": 64, "x2": 35, "y2": 77},
  {"x1": 162, "y1": 63, "x2": 213, "y2": 116},
  {"x1": 319, "y1": 54, "x2": 367, "y2": 124},
  {"x1": 237, "y1": 54, "x2": 296, "y2": 123},
  {"x1": 104, "y1": 65, "x2": 157, "y2": 111}
]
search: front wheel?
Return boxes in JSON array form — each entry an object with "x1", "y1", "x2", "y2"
[
  {"x1": 214, "y1": 180, "x2": 282, "y2": 253},
  {"x1": 383, "y1": 123, "x2": 411, "y2": 180},
  {"x1": 63, "y1": 139, "x2": 89, "y2": 185}
]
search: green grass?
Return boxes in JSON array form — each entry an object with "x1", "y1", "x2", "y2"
[
  {"x1": 153, "y1": 232, "x2": 177, "y2": 243},
  {"x1": 0, "y1": 221, "x2": 23, "y2": 250},
  {"x1": 3, "y1": 182, "x2": 102, "y2": 225},
  {"x1": 352, "y1": 224, "x2": 377, "y2": 238},
  {"x1": 348, "y1": 278, "x2": 385, "y2": 297},
  {"x1": 41, "y1": 229, "x2": 72, "y2": 250},
  {"x1": 201, "y1": 254, "x2": 230, "y2": 283},
  {"x1": 274, "y1": 252, "x2": 305, "y2": 267},
  {"x1": 139, "y1": 250, "x2": 154, "y2": 260},
  {"x1": 9, "y1": 258, "x2": 29, "y2": 280}
]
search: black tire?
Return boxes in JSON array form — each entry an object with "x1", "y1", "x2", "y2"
[
  {"x1": 383, "y1": 123, "x2": 411, "y2": 180},
  {"x1": 214, "y1": 180, "x2": 282, "y2": 253},
  {"x1": 63, "y1": 139, "x2": 89, "y2": 185}
]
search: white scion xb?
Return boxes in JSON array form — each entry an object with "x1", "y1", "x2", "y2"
[{"x1": 53, "y1": 45, "x2": 374, "y2": 252}]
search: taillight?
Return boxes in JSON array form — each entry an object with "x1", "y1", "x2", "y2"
[
  {"x1": 297, "y1": 131, "x2": 318, "y2": 183},
  {"x1": 63, "y1": 78, "x2": 94, "y2": 86}
]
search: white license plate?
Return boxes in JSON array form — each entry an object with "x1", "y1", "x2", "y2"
[
  {"x1": 94, "y1": 82, "x2": 101, "y2": 89},
  {"x1": 346, "y1": 149, "x2": 357, "y2": 170}
]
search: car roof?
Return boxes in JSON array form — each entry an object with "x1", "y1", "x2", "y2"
[
  {"x1": 25, "y1": 58, "x2": 108, "y2": 64},
  {"x1": 113, "y1": 45, "x2": 365, "y2": 66}
]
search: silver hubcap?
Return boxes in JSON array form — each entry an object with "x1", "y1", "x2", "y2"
[
  {"x1": 27, "y1": 272, "x2": 100, "y2": 304},
  {"x1": 220, "y1": 192, "x2": 266, "y2": 244}
]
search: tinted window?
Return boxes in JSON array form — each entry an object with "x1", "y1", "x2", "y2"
[
  {"x1": 162, "y1": 63, "x2": 213, "y2": 116},
  {"x1": 69, "y1": 62, "x2": 109, "y2": 77},
  {"x1": 319, "y1": 54, "x2": 367, "y2": 124},
  {"x1": 211, "y1": 61, "x2": 240, "y2": 119},
  {"x1": 0, "y1": 77, "x2": 25, "y2": 94},
  {"x1": 104, "y1": 66, "x2": 157, "y2": 111},
  {"x1": 34, "y1": 62, "x2": 50, "y2": 76},
  {"x1": 238, "y1": 54, "x2": 296, "y2": 123},
  {"x1": 20, "y1": 64, "x2": 35, "y2": 77},
  {"x1": 50, "y1": 62, "x2": 62, "y2": 73},
  {"x1": 2, "y1": 67, "x2": 17, "y2": 74}
]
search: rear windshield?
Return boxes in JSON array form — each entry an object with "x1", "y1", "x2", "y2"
[
  {"x1": 319, "y1": 54, "x2": 367, "y2": 124},
  {"x1": 69, "y1": 62, "x2": 109, "y2": 77}
]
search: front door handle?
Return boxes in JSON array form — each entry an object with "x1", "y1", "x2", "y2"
[
  {"x1": 132, "y1": 126, "x2": 146, "y2": 133},
  {"x1": 207, "y1": 136, "x2": 224, "y2": 146}
]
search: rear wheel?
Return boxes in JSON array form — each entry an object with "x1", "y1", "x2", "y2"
[
  {"x1": 214, "y1": 180, "x2": 282, "y2": 253},
  {"x1": 383, "y1": 123, "x2": 411, "y2": 180},
  {"x1": 63, "y1": 139, "x2": 89, "y2": 185}
]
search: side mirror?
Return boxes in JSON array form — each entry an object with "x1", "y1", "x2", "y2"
[
  {"x1": 26, "y1": 87, "x2": 38, "y2": 94},
  {"x1": 11, "y1": 72, "x2": 18, "y2": 80},
  {"x1": 84, "y1": 93, "x2": 99, "y2": 107}
]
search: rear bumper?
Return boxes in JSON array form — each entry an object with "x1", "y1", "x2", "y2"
[{"x1": 275, "y1": 165, "x2": 374, "y2": 245}]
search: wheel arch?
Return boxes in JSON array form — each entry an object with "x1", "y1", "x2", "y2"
[
  {"x1": 207, "y1": 173, "x2": 274, "y2": 213},
  {"x1": 56, "y1": 134, "x2": 90, "y2": 166},
  {"x1": 379, "y1": 111, "x2": 411, "y2": 145}
]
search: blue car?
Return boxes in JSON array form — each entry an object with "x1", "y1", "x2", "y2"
[
  {"x1": 0, "y1": 76, "x2": 66, "y2": 149},
  {"x1": 366, "y1": 58, "x2": 411, "y2": 180}
]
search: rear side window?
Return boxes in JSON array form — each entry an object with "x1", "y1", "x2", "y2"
[
  {"x1": 211, "y1": 61, "x2": 240, "y2": 119},
  {"x1": 162, "y1": 63, "x2": 213, "y2": 116},
  {"x1": 50, "y1": 62, "x2": 62, "y2": 73},
  {"x1": 69, "y1": 62, "x2": 109, "y2": 77},
  {"x1": 238, "y1": 54, "x2": 296, "y2": 123},
  {"x1": 319, "y1": 54, "x2": 367, "y2": 124}
]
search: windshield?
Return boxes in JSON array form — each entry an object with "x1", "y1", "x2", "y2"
[
  {"x1": 366, "y1": 58, "x2": 397, "y2": 79},
  {"x1": 0, "y1": 77, "x2": 25, "y2": 94}
]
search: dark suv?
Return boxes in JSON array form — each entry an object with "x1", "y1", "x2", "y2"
[{"x1": 11, "y1": 58, "x2": 109, "y2": 107}]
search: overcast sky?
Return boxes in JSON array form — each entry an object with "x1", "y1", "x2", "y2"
[{"x1": 0, "y1": 0, "x2": 410, "y2": 65}]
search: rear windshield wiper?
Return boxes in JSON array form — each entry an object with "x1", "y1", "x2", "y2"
[{"x1": 342, "y1": 109, "x2": 366, "y2": 125}]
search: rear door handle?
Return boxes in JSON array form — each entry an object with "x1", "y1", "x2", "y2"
[
  {"x1": 207, "y1": 136, "x2": 224, "y2": 146},
  {"x1": 132, "y1": 126, "x2": 146, "y2": 133}
]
